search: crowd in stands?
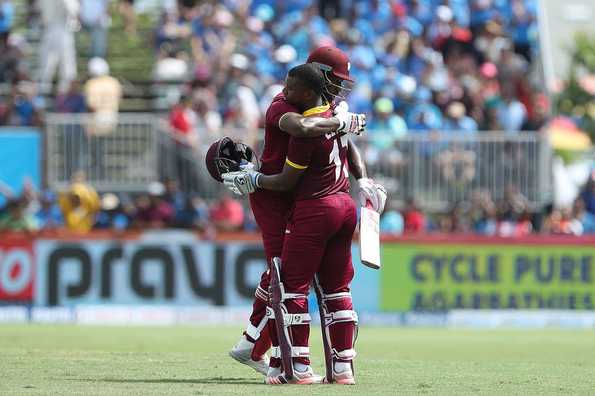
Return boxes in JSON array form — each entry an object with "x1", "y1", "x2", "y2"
[
  {"x1": 159, "y1": 0, "x2": 547, "y2": 155},
  {"x1": 1, "y1": 1, "x2": 592, "y2": 237},
  {"x1": 1, "y1": 1, "x2": 547, "y2": 135},
  {"x1": 0, "y1": 171, "x2": 594, "y2": 236}
]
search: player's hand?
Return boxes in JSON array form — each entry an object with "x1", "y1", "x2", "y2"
[
  {"x1": 335, "y1": 111, "x2": 366, "y2": 135},
  {"x1": 334, "y1": 100, "x2": 349, "y2": 115},
  {"x1": 357, "y1": 178, "x2": 387, "y2": 214},
  {"x1": 222, "y1": 170, "x2": 261, "y2": 196}
]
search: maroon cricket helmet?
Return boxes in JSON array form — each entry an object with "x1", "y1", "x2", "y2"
[
  {"x1": 307, "y1": 46, "x2": 354, "y2": 83},
  {"x1": 205, "y1": 137, "x2": 258, "y2": 182},
  {"x1": 307, "y1": 46, "x2": 354, "y2": 99}
]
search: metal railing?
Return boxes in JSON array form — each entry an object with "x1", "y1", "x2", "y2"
[
  {"x1": 360, "y1": 132, "x2": 552, "y2": 210},
  {"x1": 46, "y1": 113, "x2": 160, "y2": 192},
  {"x1": 44, "y1": 113, "x2": 553, "y2": 209}
]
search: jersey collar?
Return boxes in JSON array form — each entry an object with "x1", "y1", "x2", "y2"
[{"x1": 302, "y1": 103, "x2": 330, "y2": 117}]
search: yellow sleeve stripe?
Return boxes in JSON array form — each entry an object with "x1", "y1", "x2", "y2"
[
  {"x1": 302, "y1": 103, "x2": 330, "y2": 116},
  {"x1": 286, "y1": 158, "x2": 308, "y2": 170}
]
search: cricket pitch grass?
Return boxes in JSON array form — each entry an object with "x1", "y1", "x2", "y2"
[{"x1": 1, "y1": 324, "x2": 594, "y2": 395}]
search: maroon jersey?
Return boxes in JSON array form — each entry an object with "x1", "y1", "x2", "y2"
[
  {"x1": 286, "y1": 124, "x2": 350, "y2": 201},
  {"x1": 260, "y1": 93, "x2": 300, "y2": 176}
]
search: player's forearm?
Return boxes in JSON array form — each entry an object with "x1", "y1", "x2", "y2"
[
  {"x1": 257, "y1": 174, "x2": 296, "y2": 192},
  {"x1": 299, "y1": 116, "x2": 341, "y2": 137},
  {"x1": 280, "y1": 113, "x2": 340, "y2": 138},
  {"x1": 347, "y1": 139, "x2": 367, "y2": 179}
]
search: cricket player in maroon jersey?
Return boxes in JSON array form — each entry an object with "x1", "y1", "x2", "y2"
[
  {"x1": 209, "y1": 47, "x2": 385, "y2": 377},
  {"x1": 223, "y1": 64, "x2": 364, "y2": 385}
]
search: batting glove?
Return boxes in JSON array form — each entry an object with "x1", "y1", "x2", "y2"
[
  {"x1": 357, "y1": 178, "x2": 387, "y2": 214},
  {"x1": 334, "y1": 100, "x2": 349, "y2": 114},
  {"x1": 222, "y1": 170, "x2": 261, "y2": 196},
  {"x1": 335, "y1": 111, "x2": 366, "y2": 135}
]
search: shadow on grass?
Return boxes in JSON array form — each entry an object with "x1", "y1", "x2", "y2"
[{"x1": 70, "y1": 377, "x2": 262, "y2": 385}]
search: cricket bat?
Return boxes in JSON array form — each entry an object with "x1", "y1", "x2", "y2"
[{"x1": 359, "y1": 203, "x2": 381, "y2": 269}]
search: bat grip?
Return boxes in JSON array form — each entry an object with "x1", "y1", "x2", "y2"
[{"x1": 365, "y1": 200, "x2": 373, "y2": 209}]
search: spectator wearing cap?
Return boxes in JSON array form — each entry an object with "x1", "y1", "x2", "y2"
[
  {"x1": 84, "y1": 57, "x2": 122, "y2": 135},
  {"x1": 368, "y1": 97, "x2": 407, "y2": 150},
  {"x1": 444, "y1": 101, "x2": 478, "y2": 132},
  {"x1": 133, "y1": 182, "x2": 174, "y2": 229},
  {"x1": 94, "y1": 193, "x2": 129, "y2": 230}
]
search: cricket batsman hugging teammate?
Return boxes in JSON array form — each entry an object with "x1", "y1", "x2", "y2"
[{"x1": 205, "y1": 46, "x2": 387, "y2": 385}]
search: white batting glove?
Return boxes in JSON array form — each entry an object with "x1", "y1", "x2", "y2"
[
  {"x1": 374, "y1": 183, "x2": 387, "y2": 214},
  {"x1": 334, "y1": 100, "x2": 349, "y2": 114},
  {"x1": 357, "y1": 178, "x2": 387, "y2": 214},
  {"x1": 222, "y1": 170, "x2": 261, "y2": 196},
  {"x1": 335, "y1": 111, "x2": 366, "y2": 135}
]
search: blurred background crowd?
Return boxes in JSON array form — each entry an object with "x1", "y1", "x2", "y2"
[
  {"x1": 1, "y1": 0, "x2": 547, "y2": 141},
  {"x1": 1, "y1": 171, "x2": 594, "y2": 235},
  {"x1": 0, "y1": 0, "x2": 593, "y2": 236}
]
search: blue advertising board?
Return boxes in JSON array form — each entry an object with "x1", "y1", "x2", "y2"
[{"x1": 0, "y1": 129, "x2": 41, "y2": 205}]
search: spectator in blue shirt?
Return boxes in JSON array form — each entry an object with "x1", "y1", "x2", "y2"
[{"x1": 36, "y1": 192, "x2": 64, "y2": 229}]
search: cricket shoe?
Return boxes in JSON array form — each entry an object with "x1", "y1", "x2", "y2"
[
  {"x1": 228, "y1": 335, "x2": 269, "y2": 376},
  {"x1": 265, "y1": 365, "x2": 323, "y2": 385},
  {"x1": 323, "y1": 363, "x2": 356, "y2": 385}
]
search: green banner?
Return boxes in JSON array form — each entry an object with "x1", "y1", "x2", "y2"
[{"x1": 381, "y1": 244, "x2": 595, "y2": 311}]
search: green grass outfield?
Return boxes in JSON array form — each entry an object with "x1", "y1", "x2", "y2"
[{"x1": 1, "y1": 325, "x2": 594, "y2": 395}]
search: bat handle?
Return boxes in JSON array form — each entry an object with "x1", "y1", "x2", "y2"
[{"x1": 365, "y1": 200, "x2": 373, "y2": 209}]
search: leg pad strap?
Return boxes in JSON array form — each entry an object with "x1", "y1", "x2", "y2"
[
  {"x1": 266, "y1": 307, "x2": 311, "y2": 326},
  {"x1": 325, "y1": 310, "x2": 358, "y2": 326},
  {"x1": 271, "y1": 346, "x2": 310, "y2": 358}
]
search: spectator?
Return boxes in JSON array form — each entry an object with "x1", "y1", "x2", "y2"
[
  {"x1": 55, "y1": 80, "x2": 86, "y2": 113},
  {"x1": 132, "y1": 182, "x2": 174, "y2": 228},
  {"x1": 0, "y1": 198, "x2": 39, "y2": 232},
  {"x1": 118, "y1": 0, "x2": 136, "y2": 36},
  {"x1": 58, "y1": 171, "x2": 100, "y2": 233},
  {"x1": 153, "y1": 47, "x2": 189, "y2": 82},
  {"x1": 573, "y1": 198, "x2": 595, "y2": 235},
  {"x1": 210, "y1": 192, "x2": 244, "y2": 232},
  {"x1": 80, "y1": 0, "x2": 109, "y2": 58},
  {"x1": 5, "y1": 80, "x2": 44, "y2": 126},
  {"x1": 169, "y1": 94, "x2": 198, "y2": 148},
  {"x1": 84, "y1": 57, "x2": 122, "y2": 135},
  {"x1": 35, "y1": 191, "x2": 64, "y2": 229},
  {"x1": 403, "y1": 198, "x2": 426, "y2": 234},
  {"x1": 38, "y1": 0, "x2": 78, "y2": 94},
  {"x1": 444, "y1": 101, "x2": 478, "y2": 132},
  {"x1": 0, "y1": 0, "x2": 14, "y2": 45},
  {"x1": 579, "y1": 171, "x2": 595, "y2": 215},
  {"x1": 0, "y1": 31, "x2": 24, "y2": 84},
  {"x1": 174, "y1": 196, "x2": 209, "y2": 230},
  {"x1": 380, "y1": 205, "x2": 404, "y2": 236},
  {"x1": 94, "y1": 193, "x2": 129, "y2": 230},
  {"x1": 367, "y1": 97, "x2": 407, "y2": 150},
  {"x1": 497, "y1": 83, "x2": 527, "y2": 132}
]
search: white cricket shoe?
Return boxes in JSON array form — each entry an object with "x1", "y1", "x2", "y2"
[
  {"x1": 265, "y1": 364, "x2": 323, "y2": 385},
  {"x1": 323, "y1": 362, "x2": 355, "y2": 385},
  {"x1": 229, "y1": 335, "x2": 269, "y2": 376}
]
